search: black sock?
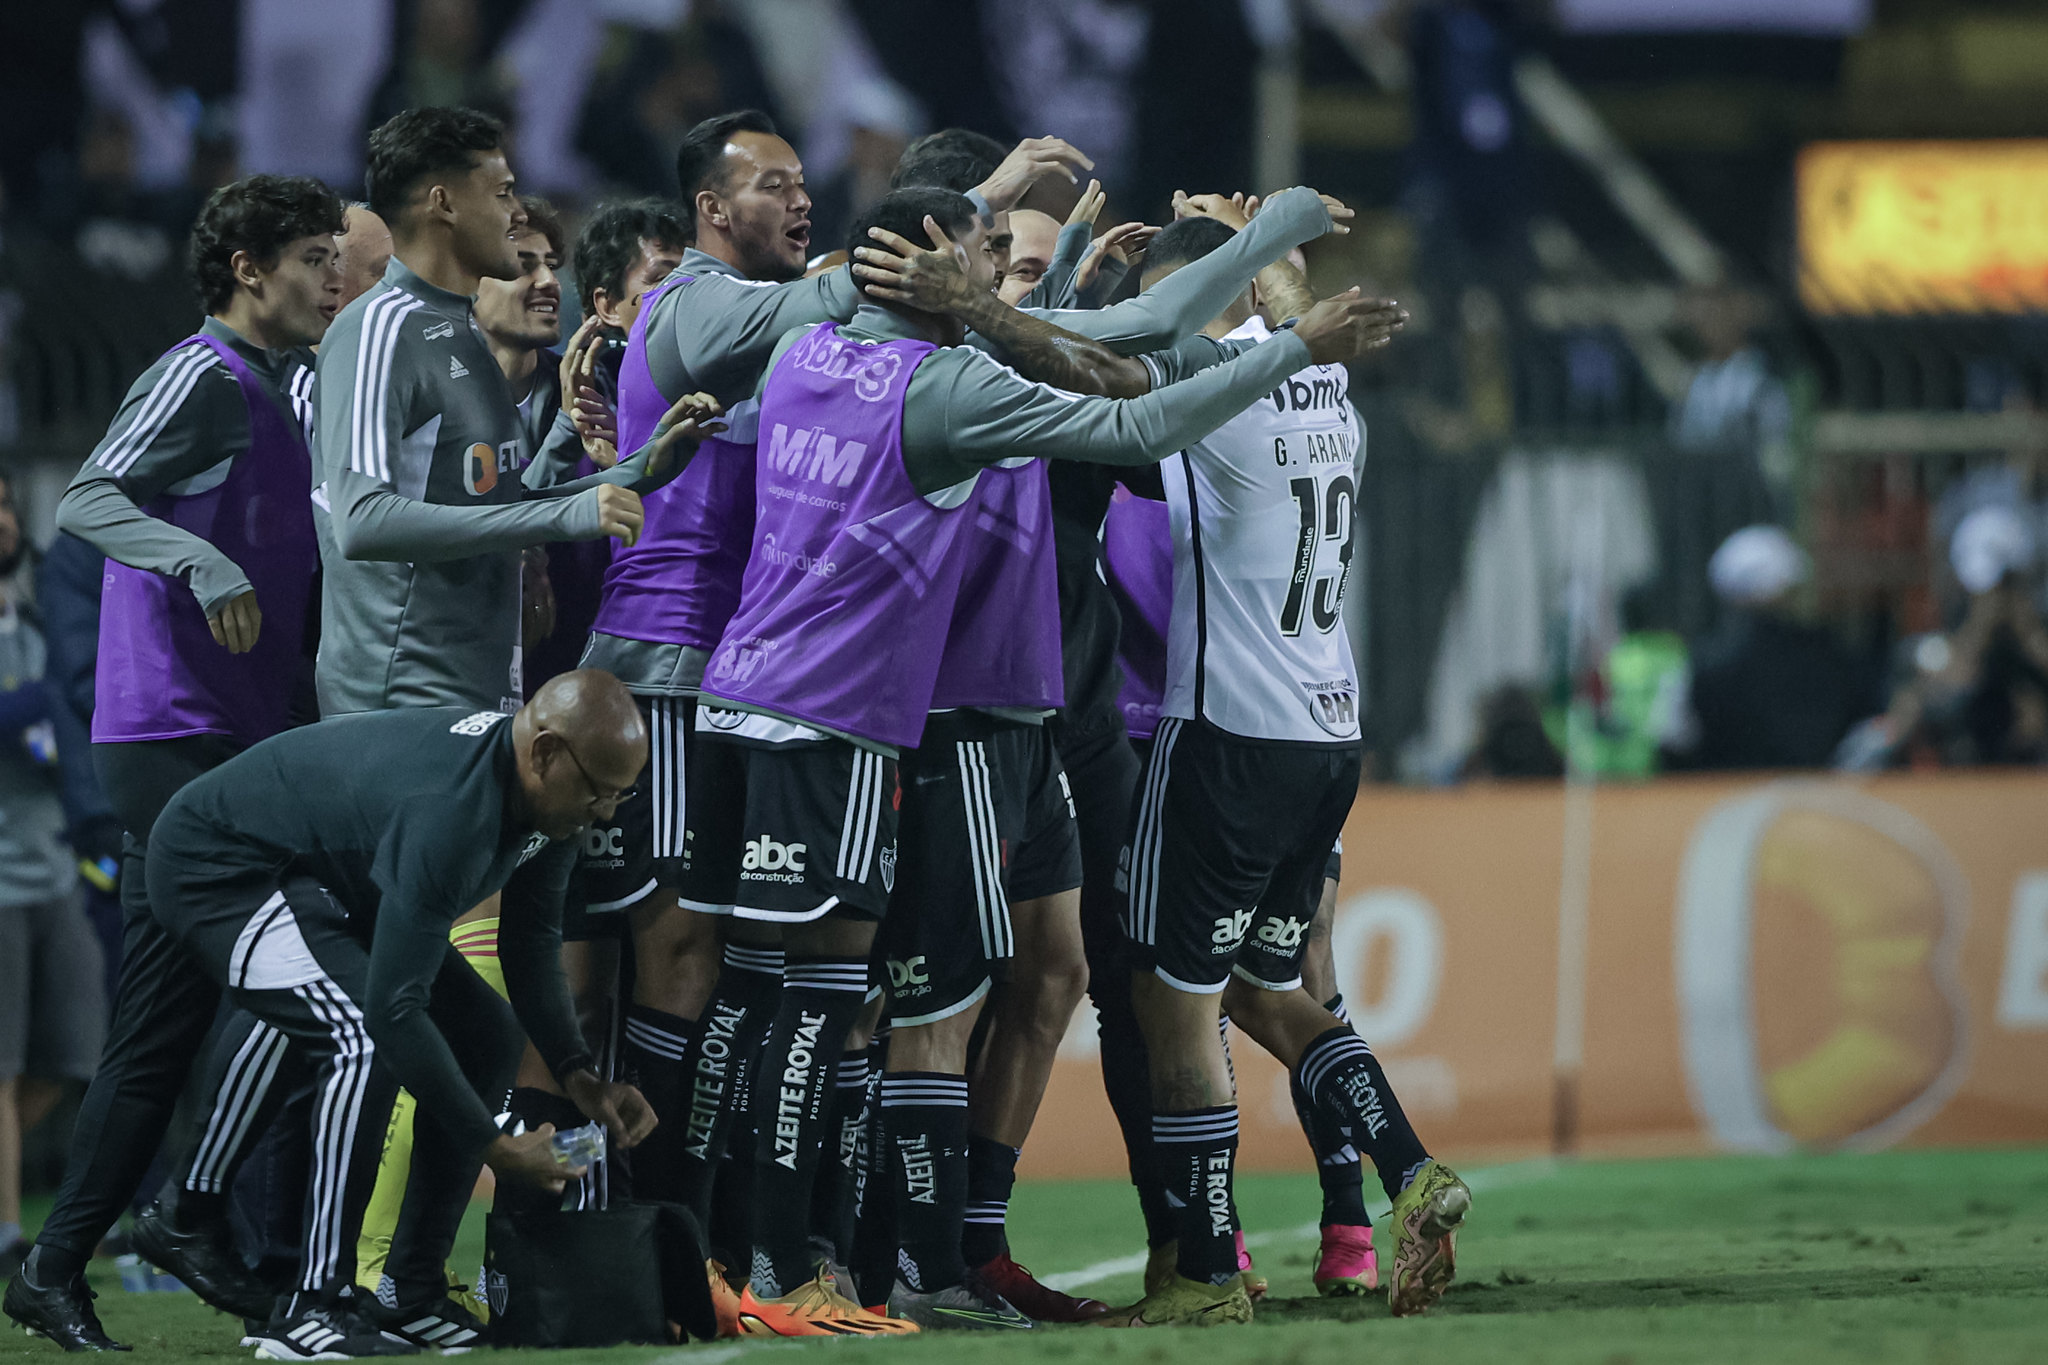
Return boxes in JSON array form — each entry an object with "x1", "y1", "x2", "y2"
[
  {"x1": 747, "y1": 958, "x2": 866, "y2": 1299},
  {"x1": 1153, "y1": 1107, "x2": 1239, "y2": 1286},
  {"x1": 961, "y1": 1135, "x2": 1019, "y2": 1267},
  {"x1": 808, "y1": 1050, "x2": 869, "y2": 1264},
  {"x1": 26, "y1": 1244, "x2": 86, "y2": 1287},
  {"x1": 620, "y1": 1004, "x2": 696, "y2": 1202},
  {"x1": 881, "y1": 1072, "x2": 970, "y2": 1293},
  {"x1": 1290, "y1": 995, "x2": 1369, "y2": 1226},
  {"x1": 1091, "y1": 969, "x2": 1176, "y2": 1247},
  {"x1": 676, "y1": 944, "x2": 783, "y2": 1219},
  {"x1": 848, "y1": 1029, "x2": 892, "y2": 1301},
  {"x1": 1296, "y1": 1027, "x2": 1429, "y2": 1202}
]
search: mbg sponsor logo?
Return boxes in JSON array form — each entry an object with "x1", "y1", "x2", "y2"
[
  {"x1": 794, "y1": 330, "x2": 905, "y2": 401},
  {"x1": 887, "y1": 956, "x2": 930, "y2": 990},
  {"x1": 742, "y1": 835, "x2": 807, "y2": 880},
  {"x1": 1268, "y1": 369, "x2": 1349, "y2": 414},
  {"x1": 766, "y1": 423, "x2": 867, "y2": 488},
  {"x1": 1211, "y1": 908, "x2": 1253, "y2": 952},
  {"x1": 1677, "y1": 784, "x2": 1970, "y2": 1151},
  {"x1": 758, "y1": 532, "x2": 837, "y2": 579},
  {"x1": 1257, "y1": 916, "x2": 1311, "y2": 949},
  {"x1": 449, "y1": 710, "x2": 508, "y2": 736},
  {"x1": 463, "y1": 440, "x2": 519, "y2": 496}
]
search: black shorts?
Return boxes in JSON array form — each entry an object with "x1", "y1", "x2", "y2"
[
  {"x1": 877, "y1": 713, "x2": 1018, "y2": 1025},
  {"x1": 678, "y1": 713, "x2": 899, "y2": 924},
  {"x1": 1120, "y1": 717, "x2": 1360, "y2": 994},
  {"x1": 1325, "y1": 836, "x2": 1343, "y2": 886},
  {"x1": 992, "y1": 723, "x2": 1083, "y2": 903},
  {"x1": 564, "y1": 696, "x2": 690, "y2": 938}
]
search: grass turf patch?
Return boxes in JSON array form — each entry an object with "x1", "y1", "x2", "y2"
[{"x1": 8, "y1": 1146, "x2": 2046, "y2": 1363}]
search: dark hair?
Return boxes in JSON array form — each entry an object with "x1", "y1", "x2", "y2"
[
  {"x1": 519, "y1": 195, "x2": 566, "y2": 261},
  {"x1": 1143, "y1": 216, "x2": 1236, "y2": 279},
  {"x1": 673, "y1": 109, "x2": 780, "y2": 239},
  {"x1": 846, "y1": 188, "x2": 977, "y2": 303},
  {"x1": 190, "y1": 174, "x2": 347, "y2": 312},
  {"x1": 364, "y1": 106, "x2": 505, "y2": 221},
  {"x1": 890, "y1": 128, "x2": 1007, "y2": 193},
  {"x1": 572, "y1": 199, "x2": 687, "y2": 316}
]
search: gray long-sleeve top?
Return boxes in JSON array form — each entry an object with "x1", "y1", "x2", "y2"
[{"x1": 56, "y1": 317, "x2": 310, "y2": 616}]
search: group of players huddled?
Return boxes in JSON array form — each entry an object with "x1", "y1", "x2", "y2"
[{"x1": 3, "y1": 102, "x2": 1467, "y2": 1352}]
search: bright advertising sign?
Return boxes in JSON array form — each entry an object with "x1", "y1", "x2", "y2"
[{"x1": 1800, "y1": 141, "x2": 2048, "y2": 315}]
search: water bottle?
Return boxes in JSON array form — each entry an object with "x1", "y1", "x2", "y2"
[{"x1": 551, "y1": 1121, "x2": 605, "y2": 1168}]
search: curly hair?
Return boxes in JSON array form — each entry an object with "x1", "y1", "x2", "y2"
[
  {"x1": 571, "y1": 199, "x2": 686, "y2": 316},
  {"x1": 189, "y1": 174, "x2": 347, "y2": 313}
]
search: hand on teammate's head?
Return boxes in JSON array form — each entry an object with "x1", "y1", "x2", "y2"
[{"x1": 1293, "y1": 288, "x2": 1409, "y2": 365}]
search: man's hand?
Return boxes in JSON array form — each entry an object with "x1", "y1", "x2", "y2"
[
  {"x1": 852, "y1": 216, "x2": 980, "y2": 313},
  {"x1": 1292, "y1": 289, "x2": 1409, "y2": 365},
  {"x1": 643, "y1": 391, "x2": 726, "y2": 480},
  {"x1": 1172, "y1": 191, "x2": 1251, "y2": 230},
  {"x1": 1075, "y1": 220, "x2": 1160, "y2": 296},
  {"x1": 976, "y1": 136, "x2": 1095, "y2": 214},
  {"x1": 563, "y1": 1069, "x2": 660, "y2": 1150},
  {"x1": 206, "y1": 589, "x2": 262, "y2": 654},
  {"x1": 485, "y1": 1126, "x2": 575, "y2": 1193},
  {"x1": 1067, "y1": 179, "x2": 1106, "y2": 230},
  {"x1": 560, "y1": 317, "x2": 621, "y2": 469},
  {"x1": 591, "y1": 484, "x2": 645, "y2": 546}
]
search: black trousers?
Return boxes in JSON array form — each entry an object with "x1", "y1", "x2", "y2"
[{"x1": 36, "y1": 736, "x2": 242, "y2": 1261}]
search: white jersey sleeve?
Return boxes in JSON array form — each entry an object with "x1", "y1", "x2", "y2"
[{"x1": 1161, "y1": 316, "x2": 1362, "y2": 744}]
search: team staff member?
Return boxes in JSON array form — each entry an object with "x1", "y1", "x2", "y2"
[
  {"x1": 146, "y1": 673, "x2": 658, "y2": 1357},
  {"x1": 313, "y1": 107, "x2": 657, "y2": 719},
  {"x1": 5, "y1": 176, "x2": 347, "y2": 1351}
]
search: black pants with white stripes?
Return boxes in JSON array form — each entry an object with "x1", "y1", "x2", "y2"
[{"x1": 35, "y1": 736, "x2": 242, "y2": 1266}]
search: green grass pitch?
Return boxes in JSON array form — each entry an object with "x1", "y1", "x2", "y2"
[{"x1": 9, "y1": 1147, "x2": 2046, "y2": 1364}]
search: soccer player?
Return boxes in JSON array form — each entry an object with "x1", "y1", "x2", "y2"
[
  {"x1": 5, "y1": 175, "x2": 345, "y2": 1351},
  {"x1": 314, "y1": 106, "x2": 653, "y2": 721},
  {"x1": 335, "y1": 204, "x2": 393, "y2": 308},
  {"x1": 681, "y1": 186, "x2": 1396, "y2": 1333},
  {"x1": 476, "y1": 195, "x2": 569, "y2": 456},
  {"x1": 142, "y1": 672, "x2": 657, "y2": 1356},
  {"x1": 1109, "y1": 213, "x2": 1464, "y2": 1327}
]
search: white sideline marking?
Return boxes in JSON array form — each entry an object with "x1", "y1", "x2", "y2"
[{"x1": 1039, "y1": 1160, "x2": 1554, "y2": 1292}]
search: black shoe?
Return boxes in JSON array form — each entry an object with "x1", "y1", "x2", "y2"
[
  {"x1": 128, "y1": 1204, "x2": 274, "y2": 1320},
  {"x1": 250, "y1": 1295, "x2": 416, "y2": 1361},
  {"x1": 362, "y1": 1294, "x2": 484, "y2": 1355},
  {"x1": 885, "y1": 1268, "x2": 1035, "y2": 1330},
  {"x1": 4, "y1": 1264, "x2": 132, "y2": 1352}
]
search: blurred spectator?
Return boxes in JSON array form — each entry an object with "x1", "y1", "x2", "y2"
[
  {"x1": 1561, "y1": 587, "x2": 1692, "y2": 779},
  {"x1": 31, "y1": 531, "x2": 123, "y2": 1003},
  {"x1": 1672, "y1": 525, "x2": 1874, "y2": 770},
  {"x1": 576, "y1": 6, "x2": 781, "y2": 197},
  {"x1": 0, "y1": 473, "x2": 108, "y2": 1277},
  {"x1": 1463, "y1": 684, "x2": 1565, "y2": 779},
  {"x1": 366, "y1": 0, "x2": 517, "y2": 133},
  {"x1": 1845, "y1": 507, "x2": 2048, "y2": 770},
  {"x1": 1671, "y1": 283, "x2": 1794, "y2": 514}
]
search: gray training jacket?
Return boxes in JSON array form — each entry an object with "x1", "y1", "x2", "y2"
[{"x1": 312, "y1": 258, "x2": 623, "y2": 716}]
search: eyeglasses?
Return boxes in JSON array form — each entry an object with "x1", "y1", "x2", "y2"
[{"x1": 559, "y1": 738, "x2": 640, "y2": 806}]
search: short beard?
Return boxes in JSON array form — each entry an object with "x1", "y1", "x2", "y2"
[{"x1": 0, "y1": 546, "x2": 24, "y2": 579}]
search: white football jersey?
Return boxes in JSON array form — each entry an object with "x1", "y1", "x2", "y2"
[{"x1": 1161, "y1": 315, "x2": 1363, "y2": 744}]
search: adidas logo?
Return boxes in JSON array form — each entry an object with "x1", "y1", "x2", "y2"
[{"x1": 448, "y1": 354, "x2": 469, "y2": 378}]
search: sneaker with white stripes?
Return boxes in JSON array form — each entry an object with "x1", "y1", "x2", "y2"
[
  {"x1": 362, "y1": 1296, "x2": 485, "y2": 1355},
  {"x1": 250, "y1": 1297, "x2": 416, "y2": 1360}
]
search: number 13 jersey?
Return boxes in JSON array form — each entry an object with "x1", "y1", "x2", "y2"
[{"x1": 1155, "y1": 315, "x2": 1363, "y2": 744}]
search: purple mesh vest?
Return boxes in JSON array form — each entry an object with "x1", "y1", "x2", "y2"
[
  {"x1": 930, "y1": 461, "x2": 1063, "y2": 712},
  {"x1": 591, "y1": 276, "x2": 756, "y2": 650},
  {"x1": 1102, "y1": 483, "x2": 1173, "y2": 741},
  {"x1": 701, "y1": 322, "x2": 969, "y2": 750},
  {"x1": 93, "y1": 334, "x2": 317, "y2": 745}
]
